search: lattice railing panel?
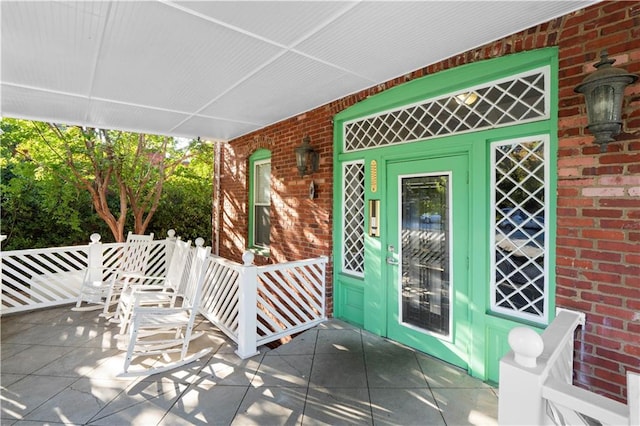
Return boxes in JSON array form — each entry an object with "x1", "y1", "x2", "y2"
[
  {"x1": 256, "y1": 257, "x2": 327, "y2": 346},
  {"x1": 344, "y1": 67, "x2": 548, "y2": 152},
  {"x1": 198, "y1": 255, "x2": 242, "y2": 342},
  {"x1": 342, "y1": 161, "x2": 365, "y2": 276},
  {"x1": 1, "y1": 237, "x2": 171, "y2": 315},
  {"x1": 1, "y1": 245, "x2": 89, "y2": 313},
  {"x1": 491, "y1": 138, "x2": 548, "y2": 323}
]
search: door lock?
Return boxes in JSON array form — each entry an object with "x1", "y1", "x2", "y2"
[{"x1": 386, "y1": 256, "x2": 399, "y2": 265}]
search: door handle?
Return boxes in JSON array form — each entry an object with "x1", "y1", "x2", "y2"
[{"x1": 386, "y1": 257, "x2": 399, "y2": 265}]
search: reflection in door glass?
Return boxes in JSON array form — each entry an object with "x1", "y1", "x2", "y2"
[{"x1": 401, "y1": 174, "x2": 450, "y2": 336}]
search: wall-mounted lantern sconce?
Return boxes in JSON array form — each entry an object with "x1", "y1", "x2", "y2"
[
  {"x1": 294, "y1": 135, "x2": 319, "y2": 176},
  {"x1": 574, "y1": 50, "x2": 638, "y2": 152}
]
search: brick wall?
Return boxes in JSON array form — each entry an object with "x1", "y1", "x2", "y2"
[
  {"x1": 220, "y1": 1, "x2": 639, "y2": 402},
  {"x1": 555, "y1": 1, "x2": 640, "y2": 404}
]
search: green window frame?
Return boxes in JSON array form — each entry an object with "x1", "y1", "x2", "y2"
[{"x1": 249, "y1": 149, "x2": 271, "y2": 253}]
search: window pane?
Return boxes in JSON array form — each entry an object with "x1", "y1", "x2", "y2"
[
  {"x1": 342, "y1": 161, "x2": 365, "y2": 276},
  {"x1": 254, "y1": 205, "x2": 270, "y2": 247},
  {"x1": 401, "y1": 174, "x2": 450, "y2": 336},
  {"x1": 344, "y1": 67, "x2": 548, "y2": 152},
  {"x1": 491, "y1": 138, "x2": 547, "y2": 323},
  {"x1": 255, "y1": 162, "x2": 271, "y2": 204}
]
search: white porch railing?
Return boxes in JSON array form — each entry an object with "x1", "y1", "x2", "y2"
[
  {"x1": 198, "y1": 250, "x2": 328, "y2": 358},
  {"x1": 1, "y1": 234, "x2": 329, "y2": 359},
  {"x1": 499, "y1": 309, "x2": 640, "y2": 425},
  {"x1": 0, "y1": 232, "x2": 174, "y2": 315}
]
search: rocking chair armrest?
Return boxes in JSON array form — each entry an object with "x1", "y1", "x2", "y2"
[
  {"x1": 134, "y1": 306, "x2": 187, "y2": 316},
  {"x1": 129, "y1": 284, "x2": 174, "y2": 293}
]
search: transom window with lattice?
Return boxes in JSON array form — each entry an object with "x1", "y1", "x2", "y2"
[
  {"x1": 490, "y1": 136, "x2": 549, "y2": 324},
  {"x1": 343, "y1": 67, "x2": 549, "y2": 152}
]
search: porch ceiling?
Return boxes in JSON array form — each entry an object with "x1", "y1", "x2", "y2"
[{"x1": 1, "y1": 1, "x2": 595, "y2": 141}]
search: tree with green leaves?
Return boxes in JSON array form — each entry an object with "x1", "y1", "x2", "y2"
[{"x1": 1, "y1": 118, "x2": 210, "y2": 244}]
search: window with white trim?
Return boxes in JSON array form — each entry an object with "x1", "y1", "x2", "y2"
[
  {"x1": 490, "y1": 136, "x2": 549, "y2": 324},
  {"x1": 250, "y1": 151, "x2": 271, "y2": 250}
]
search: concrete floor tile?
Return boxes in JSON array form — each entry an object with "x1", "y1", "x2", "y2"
[
  {"x1": 159, "y1": 383, "x2": 247, "y2": 426},
  {"x1": 432, "y1": 387, "x2": 498, "y2": 426},
  {"x1": 82, "y1": 327, "x2": 122, "y2": 349},
  {"x1": 365, "y1": 351, "x2": 429, "y2": 388},
  {"x1": 4, "y1": 306, "x2": 69, "y2": 325},
  {"x1": 369, "y1": 387, "x2": 445, "y2": 426},
  {"x1": 54, "y1": 309, "x2": 114, "y2": 326},
  {"x1": 315, "y1": 329, "x2": 362, "y2": 354},
  {"x1": 1, "y1": 375, "x2": 77, "y2": 421},
  {"x1": 198, "y1": 352, "x2": 264, "y2": 386},
  {"x1": 6, "y1": 323, "x2": 104, "y2": 347},
  {"x1": 1, "y1": 344, "x2": 75, "y2": 375},
  {"x1": 362, "y1": 332, "x2": 413, "y2": 356},
  {"x1": 316, "y1": 320, "x2": 360, "y2": 331},
  {"x1": 416, "y1": 353, "x2": 491, "y2": 389},
  {"x1": 269, "y1": 329, "x2": 318, "y2": 356},
  {"x1": 34, "y1": 346, "x2": 121, "y2": 378},
  {"x1": 1, "y1": 373, "x2": 26, "y2": 387},
  {"x1": 0, "y1": 321, "x2": 38, "y2": 342},
  {"x1": 89, "y1": 379, "x2": 188, "y2": 425},
  {"x1": 232, "y1": 386, "x2": 306, "y2": 426},
  {"x1": 303, "y1": 387, "x2": 372, "y2": 425},
  {"x1": 1, "y1": 343, "x2": 31, "y2": 359},
  {"x1": 80, "y1": 350, "x2": 144, "y2": 381},
  {"x1": 189, "y1": 325, "x2": 230, "y2": 353},
  {"x1": 310, "y1": 353, "x2": 367, "y2": 388},
  {"x1": 132, "y1": 352, "x2": 215, "y2": 384},
  {"x1": 252, "y1": 354, "x2": 313, "y2": 388},
  {"x1": 23, "y1": 377, "x2": 128, "y2": 424}
]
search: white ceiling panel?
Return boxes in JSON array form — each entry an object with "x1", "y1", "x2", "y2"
[
  {"x1": 1, "y1": 84, "x2": 91, "y2": 126},
  {"x1": 1, "y1": 1, "x2": 597, "y2": 141},
  {"x1": 171, "y1": 114, "x2": 258, "y2": 141},
  {"x1": 92, "y1": 1, "x2": 284, "y2": 112},
  {"x1": 201, "y1": 51, "x2": 371, "y2": 124},
  {"x1": 174, "y1": 1, "x2": 357, "y2": 47},
  {"x1": 1, "y1": 1, "x2": 109, "y2": 95},
  {"x1": 86, "y1": 99, "x2": 190, "y2": 135}
]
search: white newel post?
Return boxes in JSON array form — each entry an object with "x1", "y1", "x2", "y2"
[
  {"x1": 629, "y1": 372, "x2": 640, "y2": 426},
  {"x1": 235, "y1": 250, "x2": 259, "y2": 359},
  {"x1": 87, "y1": 233, "x2": 103, "y2": 285},
  {"x1": 498, "y1": 327, "x2": 546, "y2": 425},
  {"x1": 165, "y1": 229, "x2": 177, "y2": 268}
]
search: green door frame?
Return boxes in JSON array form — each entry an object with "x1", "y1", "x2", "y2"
[{"x1": 332, "y1": 48, "x2": 558, "y2": 381}]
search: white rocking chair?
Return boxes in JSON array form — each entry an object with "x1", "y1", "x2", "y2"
[
  {"x1": 120, "y1": 243, "x2": 213, "y2": 376},
  {"x1": 111, "y1": 238, "x2": 192, "y2": 336},
  {"x1": 72, "y1": 232, "x2": 154, "y2": 314}
]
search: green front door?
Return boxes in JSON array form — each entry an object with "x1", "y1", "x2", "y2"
[{"x1": 386, "y1": 154, "x2": 469, "y2": 369}]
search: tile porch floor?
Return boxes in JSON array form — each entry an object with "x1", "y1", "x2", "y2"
[{"x1": 1, "y1": 306, "x2": 498, "y2": 425}]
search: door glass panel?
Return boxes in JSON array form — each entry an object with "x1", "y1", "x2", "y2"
[{"x1": 400, "y1": 174, "x2": 450, "y2": 336}]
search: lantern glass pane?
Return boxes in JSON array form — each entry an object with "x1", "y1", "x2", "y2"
[{"x1": 589, "y1": 85, "x2": 615, "y2": 123}]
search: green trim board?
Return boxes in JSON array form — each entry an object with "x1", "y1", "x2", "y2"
[
  {"x1": 248, "y1": 148, "x2": 271, "y2": 255},
  {"x1": 332, "y1": 48, "x2": 558, "y2": 382}
]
